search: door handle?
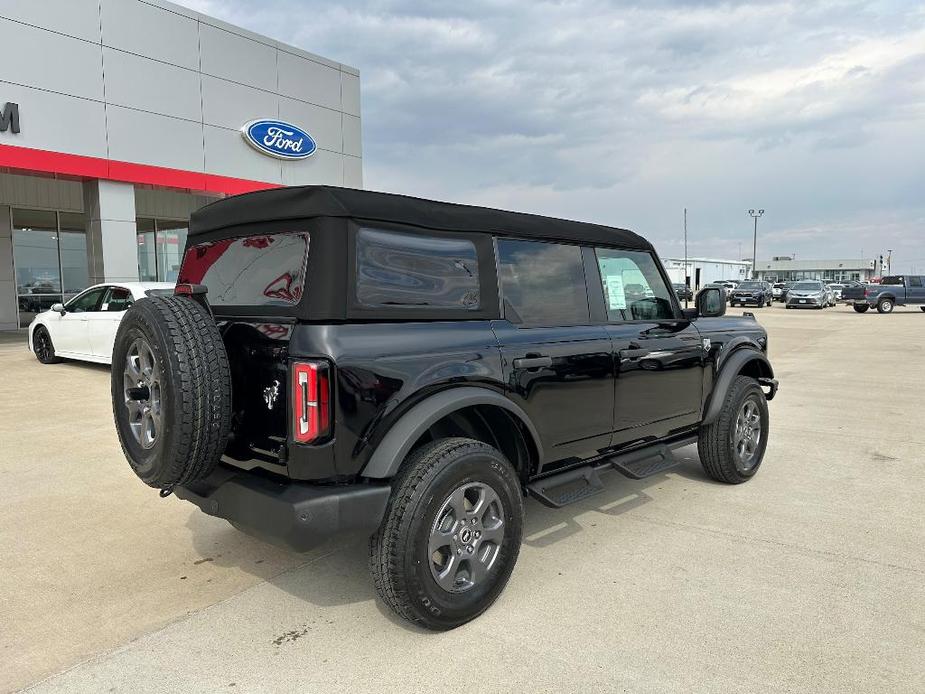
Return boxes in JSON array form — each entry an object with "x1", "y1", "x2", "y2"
[
  {"x1": 619, "y1": 348, "x2": 649, "y2": 360},
  {"x1": 513, "y1": 355, "x2": 552, "y2": 370}
]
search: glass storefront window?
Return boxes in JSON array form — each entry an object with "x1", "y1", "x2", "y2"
[
  {"x1": 59, "y1": 212, "x2": 89, "y2": 299},
  {"x1": 137, "y1": 218, "x2": 157, "y2": 282},
  {"x1": 12, "y1": 208, "x2": 90, "y2": 327},
  {"x1": 137, "y1": 217, "x2": 187, "y2": 282},
  {"x1": 156, "y1": 220, "x2": 188, "y2": 283}
]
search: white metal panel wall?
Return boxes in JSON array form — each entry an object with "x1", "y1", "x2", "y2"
[{"x1": 0, "y1": 0, "x2": 362, "y2": 188}]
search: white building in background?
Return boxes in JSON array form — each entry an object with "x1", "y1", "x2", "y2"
[{"x1": 662, "y1": 257, "x2": 751, "y2": 289}]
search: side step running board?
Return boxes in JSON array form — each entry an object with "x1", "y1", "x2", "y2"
[{"x1": 526, "y1": 437, "x2": 696, "y2": 508}]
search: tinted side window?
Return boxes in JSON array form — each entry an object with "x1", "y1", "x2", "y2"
[
  {"x1": 909, "y1": 276, "x2": 922, "y2": 287},
  {"x1": 66, "y1": 287, "x2": 106, "y2": 313},
  {"x1": 102, "y1": 287, "x2": 133, "y2": 312},
  {"x1": 496, "y1": 239, "x2": 589, "y2": 326},
  {"x1": 356, "y1": 228, "x2": 480, "y2": 309},
  {"x1": 594, "y1": 248, "x2": 675, "y2": 321}
]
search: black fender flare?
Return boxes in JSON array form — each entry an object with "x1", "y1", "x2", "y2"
[
  {"x1": 702, "y1": 347, "x2": 775, "y2": 426},
  {"x1": 361, "y1": 386, "x2": 544, "y2": 479}
]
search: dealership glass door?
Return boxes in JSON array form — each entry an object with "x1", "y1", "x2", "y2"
[
  {"x1": 137, "y1": 217, "x2": 188, "y2": 283},
  {"x1": 12, "y1": 208, "x2": 89, "y2": 328}
]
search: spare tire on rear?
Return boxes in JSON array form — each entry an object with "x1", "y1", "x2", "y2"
[{"x1": 111, "y1": 295, "x2": 232, "y2": 492}]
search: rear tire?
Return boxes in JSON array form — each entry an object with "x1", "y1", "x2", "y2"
[
  {"x1": 877, "y1": 299, "x2": 894, "y2": 314},
  {"x1": 32, "y1": 326, "x2": 62, "y2": 364},
  {"x1": 853, "y1": 304, "x2": 869, "y2": 313},
  {"x1": 111, "y1": 296, "x2": 232, "y2": 491},
  {"x1": 698, "y1": 376, "x2": 769, "y2": 484},
  {"x1": 369, "y1": 437, "x2": 524, "y2": 630}
]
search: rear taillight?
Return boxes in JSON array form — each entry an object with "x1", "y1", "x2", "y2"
[
  {"x1": 292, "y1": 361, "x2": 331, "y2": 444},
  {"x1": 864, "y1": 288, "x2": 871, "y2": 297}
]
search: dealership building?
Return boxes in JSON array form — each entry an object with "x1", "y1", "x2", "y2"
[
  {"x1": 0, "y1": 0, "x2": 362, "y2": 329},
  {"x1": 752, "y1": 258, "x2": 876, "y2": 283}
]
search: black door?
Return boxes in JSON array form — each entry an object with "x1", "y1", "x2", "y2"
[
  {"x1": 590, "y1": 246, "x2": 704, "y2": 446},
  {"x1": 494, "y1": 239, "x2": 614, "y2": 467}
]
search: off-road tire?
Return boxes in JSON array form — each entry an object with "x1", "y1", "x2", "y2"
[
  {"x1": 32, "y1": 326, "x2": 62, "y2": 364},
  {"x1": 853, "y1": 304, "x2": 869, "y2": 313},
  {"x1": 111, "y1": 296, "x2": 232, "y2": 490},
  {"x1": 877, "y1": 299, "x2": 894, "y2": 314},
  {"x1": 698, "y1": 376, "x2": 769, "y2": 484},
  {"x1": 369, "y1": 437, "x2": 524, "y2": 630}
]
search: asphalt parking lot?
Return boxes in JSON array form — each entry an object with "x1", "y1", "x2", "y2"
[{"x1": 2, "y1": 303, "x2": 923, "y2": 693}]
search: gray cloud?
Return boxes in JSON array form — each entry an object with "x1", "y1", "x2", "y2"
[{"x1": 185, "y1": 0, "x2": 925, "y2": 270}]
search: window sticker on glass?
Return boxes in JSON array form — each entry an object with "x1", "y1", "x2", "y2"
[{"x1": 605, "y1": 275, "x2": 626, "y2": 310}]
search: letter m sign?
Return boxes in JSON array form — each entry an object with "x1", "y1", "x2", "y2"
[{"x1": 0, "y1": 103, "x2": 20, "y2": 133}]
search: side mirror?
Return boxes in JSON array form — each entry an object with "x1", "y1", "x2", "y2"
[
  {"x1": 50, "y1": 303, "x2": 66, "y2": 315},
  {"x1": 696, "y1": 287, "x2": 726, "y2": 318}
]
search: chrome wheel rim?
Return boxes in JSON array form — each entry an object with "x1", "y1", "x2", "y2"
[
  {"x1": 733, "y1": 398, "x2": 762, "y2": 471},
  {"x1": 428, "y1": 482, "x2": 505, "y2": 593},
  {"x1": 123, "y1": 337, "x2": 162, "y2": 450}
]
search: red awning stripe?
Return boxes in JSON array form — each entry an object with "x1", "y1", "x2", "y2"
[{"x1": 0, "y1": 142, "x2": 282, "y2": 196}]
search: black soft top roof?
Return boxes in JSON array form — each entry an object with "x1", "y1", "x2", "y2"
[{"x1": 190, "y1": 185, "x2": 652, "y2": 251}]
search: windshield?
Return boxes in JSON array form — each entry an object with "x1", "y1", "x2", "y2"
[
  {"x1": 793, "y1": 281, "x2": 823, "y2": 290},
  {"x1": 177, "y1": 232, "x2": 310, "y2": 307},
  {"x1": 737, "y1": 282, "x2": 762, "y2": 289}
]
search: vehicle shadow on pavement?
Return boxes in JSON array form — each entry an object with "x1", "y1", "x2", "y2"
[
  {"x1": 520, "y1": 445, "x2": 715, "y2": 549},
  {"x1": 181, "y1": 445, "x2": 716, "y2": 632}
]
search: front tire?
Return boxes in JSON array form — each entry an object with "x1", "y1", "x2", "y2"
[
  {"x1": 369, "y1": 437, "x2": 524, "y2": 630},
  {"x1": 698, "y1": 376, "x2": 769, "y2": 484},
  {"x1": 32, "y1": 326, "x2": 62, "y2": 364}
]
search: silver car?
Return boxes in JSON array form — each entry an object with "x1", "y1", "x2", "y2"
[{"x1": 785, "y1": 280, "x2": 831, "y2": 309}]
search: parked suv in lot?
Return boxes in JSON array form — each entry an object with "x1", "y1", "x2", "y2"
[
  {"x1": 842, "y1": 275, "x2": 925, "y2": 313},
  {"x1": 111, "y1": 186, "x2": 778, "y2": 630},
  {"x1": 730, "y1": 280, "x2": 772, "y2": 307}
]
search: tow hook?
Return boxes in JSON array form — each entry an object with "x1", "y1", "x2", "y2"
[{"x1": 758, "y1": 377, "x2": 779, "y2": 401}]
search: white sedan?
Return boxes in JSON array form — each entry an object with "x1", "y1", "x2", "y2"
[{"x1": 28, "y1": 282, "x2": 174, "y2": 365}]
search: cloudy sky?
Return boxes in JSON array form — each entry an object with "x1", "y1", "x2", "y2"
[{"x1": 185, "y1": 0, "x2": 924, "y2": 271}]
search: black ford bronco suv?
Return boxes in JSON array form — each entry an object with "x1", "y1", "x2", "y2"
[{"x1": 112, "y1": 186, "x2": 778, "y2": 630}]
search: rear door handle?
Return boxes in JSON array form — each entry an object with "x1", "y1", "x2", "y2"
[
  {"x1": 513, "y1": 355, "x2": 552, "y2": 370},
  {"x1": 619, "y1": 348, "x2": 649, "y2": 360}
]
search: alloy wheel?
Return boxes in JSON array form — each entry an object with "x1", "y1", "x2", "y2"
[
  {"x1": 34, "y1": 329, "x2": 51, "y2": 362},
  {"x1": 429, "y1": 482, "x2": 505, "y2": 593},
  {"x1": 123, "y1": 337, "x2": 163, "y2": 450},
  {"x1": 733, "y1": 397, "x2": 762, "y2": 472}
]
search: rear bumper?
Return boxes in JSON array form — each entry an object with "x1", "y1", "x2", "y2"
[{"x1": 176, "y1": 466, "x2": 391, "y2": 552}]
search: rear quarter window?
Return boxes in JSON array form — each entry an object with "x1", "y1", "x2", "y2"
[
  {"x1": 355, "y1": 228, "x2": 480, "y2": 309},
  {"x1": 177, "y1": 232, "x2": 309, "y2": 307}
]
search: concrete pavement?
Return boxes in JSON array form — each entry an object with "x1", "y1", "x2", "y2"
[{"x1": 3, "y1": 304, "x2": 924, "y2": 692}]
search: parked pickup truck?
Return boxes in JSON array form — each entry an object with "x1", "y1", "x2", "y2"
[{"x1": 843, "y1": 275, "x2": 925, "y2": 313}]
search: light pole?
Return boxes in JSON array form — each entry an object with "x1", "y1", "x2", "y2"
[
  {"x1": 684, "y1": 207, "x2": 691, "y2": 308},
  {"x1": 748, "y1": 209, "x2": 764, "y2": 279},
  {"x1": 886, "y1": 249, "x2": 892, "y2": 275}
]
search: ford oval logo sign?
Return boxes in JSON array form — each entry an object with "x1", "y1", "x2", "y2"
[{"x1": 241, "y1": 119, "x2": 316, "y2": 160}]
